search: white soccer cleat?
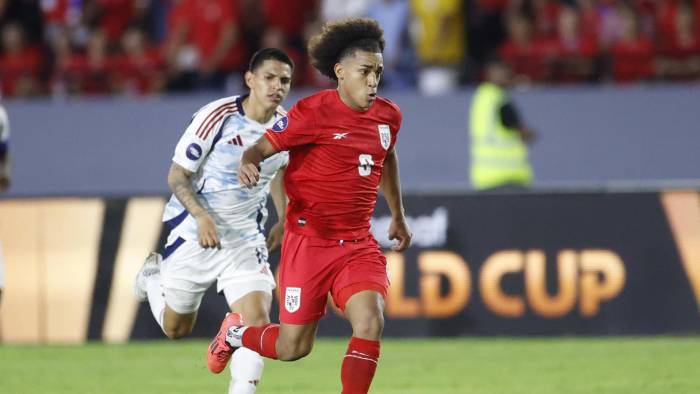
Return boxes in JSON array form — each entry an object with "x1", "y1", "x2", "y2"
[{"x1": 134, "y1": 252, "x2": 162, "y2": 301}]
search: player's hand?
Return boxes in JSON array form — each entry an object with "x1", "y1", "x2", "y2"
[
  {"x1": 238, "y1": 163, "x2": 261, "y2": 188},
  {"x1": 388, "y1": 216, "x2": 412, "y2": 252},
  {"x1": 196, "y1": 214, "x2": 221, "y2": 249},
  {"x1": 266, "y1": 221, "x2": 284, "y2": 252}
]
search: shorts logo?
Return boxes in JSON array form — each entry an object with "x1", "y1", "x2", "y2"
[
  {"x1": 186, "y1": 143, "x2": 203, "y2": 160},
  {"x1": 272, "y1": 116, "x2": 288, "y2": 133},
  {"x1": 285, "y1": 287, "x2": 301, "y2": 313},
  {"x1": 378, "y1": 124, "x2": 391, "y2": 150}
]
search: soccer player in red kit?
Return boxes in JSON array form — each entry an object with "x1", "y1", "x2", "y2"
[{"x1": 207, "y1": 18, "x2": 412, "y2": 393}]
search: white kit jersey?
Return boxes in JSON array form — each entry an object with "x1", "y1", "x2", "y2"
[{"x1": 163, "y1": 95, "x2": 288, "y2": 246}]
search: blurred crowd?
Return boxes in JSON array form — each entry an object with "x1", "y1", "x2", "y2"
[{"x1": 0, "y1": 0, "x2": 699, "y2": 98}]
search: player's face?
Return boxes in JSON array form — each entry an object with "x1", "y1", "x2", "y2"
[
  {"x1": 246, "y1": 59, "x2": 293, "y2": 110},
  {"x1": 336, "y1": 50, "x2": 383, "y2": 111}
]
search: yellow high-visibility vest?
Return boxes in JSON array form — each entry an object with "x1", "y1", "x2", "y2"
[{"x1": 469, "y1": 83, "x2": 533, "y2": 190}]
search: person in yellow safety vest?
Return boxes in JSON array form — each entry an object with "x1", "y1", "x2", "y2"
[{"x1": 469, "y1": 59, "x2": 536, "y2": 190}]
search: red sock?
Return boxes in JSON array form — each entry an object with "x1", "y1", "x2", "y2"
[
  {"x1": 241, "y1": 324, "x2": 279, "y2": 360},
  {"x1": 341, "y1": 337, "x2": 381, "y2": 394}
]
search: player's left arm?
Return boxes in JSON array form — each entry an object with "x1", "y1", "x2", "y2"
[
  {"x1": 380, "y1": 147, "x2": 412, "y2": 251},
  {"x1": 266, "y1": 166, "x2": 287, "y2": 252}
]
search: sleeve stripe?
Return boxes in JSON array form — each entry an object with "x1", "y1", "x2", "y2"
[
  {"x1": 195, "y1": 102, "x2": 237, "y2": 139},
  {"x1": 199, "y1": 107, "x2": 238, "y2": 140},
  {"x1": 264, "y1": 132, "x2": 283, "y2": 152}
]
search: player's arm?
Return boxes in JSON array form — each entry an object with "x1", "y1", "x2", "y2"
[
  {"x1": 501, "y1": 102, "x2": 536, "y2": 143},
  {"x1": 167, "y1": 162, "x2": 220, "y2": 249},
  {"x1": 266, "y1": 166, "x2": 287, "y2": 252},
  {"x1": 238, "y1": 136, "x2": 279, "y2": 188},
  {"x1": 380, "y1": 147, "x2": 412, "y2": 251}
]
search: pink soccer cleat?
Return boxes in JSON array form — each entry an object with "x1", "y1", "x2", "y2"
[{"x1": 207, "y1": 312, "x2": 244, "y2": 374}]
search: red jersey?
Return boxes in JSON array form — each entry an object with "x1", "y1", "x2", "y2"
[{"x1": 265, "y1": 89, "x2": 402, "y2": 240}]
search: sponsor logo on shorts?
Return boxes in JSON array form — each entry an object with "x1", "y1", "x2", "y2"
[
  {"x1": 285, "y1": 287, "x2": 301, "y2": 313},
  {"x1": 186, "y1": 143, "x2": 203, "y2": 160}
]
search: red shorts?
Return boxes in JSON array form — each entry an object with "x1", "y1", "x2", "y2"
[{"x1": 278, "y1": 229, "x2": 389, "y2": 324}]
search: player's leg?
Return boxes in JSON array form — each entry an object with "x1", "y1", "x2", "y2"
[
  {"x1": 224, "y1": 283, "x2": 273, "y2": 394},
  {"x1": 332, "y1": 238, "x2": 390, "y2": 394},
  {"x1": 233, "y1": 231, "x2": 329, "y2": 361},
  {"x1": 208, "y1": 230, "x2": 335, "y2": 371},
  {"x1": 338, "y1": 289, "x2": 386, "y2": 394},
  {"x1": 135, "y1": 240, "x2": 216, "y2": 339},
  {"x1": 213, "y1": 316, "x2": 319, "y2": 362},
  {"x1": 134, "y1": 252, "x2": 201, "y2": 338}
]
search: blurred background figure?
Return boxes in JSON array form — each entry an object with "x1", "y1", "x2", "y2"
[
  {"x1": 367, "y1": 0, "x2": 414, "y2": 88},
  {"x1": 410, "y1": 0, "x2": 465, "y2": 95},
  {"x1": 469, "y1": 58, "x2": 535, "y2": 191},
  {"x1": 163, "y1": 0, "x2": 245, "y2": 92}
]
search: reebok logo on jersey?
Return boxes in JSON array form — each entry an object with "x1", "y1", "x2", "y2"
[
  {"x1": 333, "y1": 132, "x2": 349, "y2": 140},
  {"x1": 226, "y1": 135, "x2": 244, "y2": 146},
  {"x1": 185, "y1": 143, "x2": 203, "y2": 160},
  {"x1": 271, "y1": 116, "x2": 288, "y2": 133}
]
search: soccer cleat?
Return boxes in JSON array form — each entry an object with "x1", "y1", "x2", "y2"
[
  {"x1": 207, "y1": 312, "x2": 245, "y2": 374},
  {"x1": 133, "y1": 252, "x2": 162, "y2": 301}
]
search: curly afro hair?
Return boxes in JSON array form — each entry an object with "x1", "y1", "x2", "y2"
[{"x1": 307, "y1": 18, "x2": 385, "y2": 81}]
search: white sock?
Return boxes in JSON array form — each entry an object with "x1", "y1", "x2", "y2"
[
  {"x1": 146, "y1": 275, "x2": 166, "y2": 333},
  {"x1": 226, "y1": 325, "x2": 247, "y2": 348},
  {"x1": 228, "y1": 347, "x2": 264, "y2": 394}
]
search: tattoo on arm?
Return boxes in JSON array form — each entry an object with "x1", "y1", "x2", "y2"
[{"x1": 168, "y1": 163, "x2": 207, "y2": 218}]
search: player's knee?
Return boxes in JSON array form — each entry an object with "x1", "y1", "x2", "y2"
[
  {"x1": 163, "y1": 323, "x2": 193, "y2": 340},
  {"x1": 241, "y1": 311, "x2": 270, "y2": 327},
  {"x1": 278, "y1": 341, "x2": 313, "y2": 361},
  {"x1": 350, "y1": 312, "x2": 384, "y2": 339}
]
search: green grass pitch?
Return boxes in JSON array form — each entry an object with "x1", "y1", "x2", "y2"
[{"x1": 1, "y1": 337, "x2": 699, "y2": 393}]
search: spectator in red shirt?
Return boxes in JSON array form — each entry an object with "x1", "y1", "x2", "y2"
[
  {"x1": 546, "y1": 5, "x2": 598, "y2": 82},
  {"x1": 0, "y1": 23, "x2": 42, "y2": 97},
  {"x1": 499, "y1": 12, "x2": 549, "y2": 82},
  {"x1": 81, "y1": 0, "x2": 139, "y2": 46},
  {"x1": 509, "y1": 0, "x2": 561, "y2": 38},
  {"x1": 66, "y1": 30, "x2": 116, "y2": 95},
  {"x1": 657, "y1": 0, "x2": 700, "y2": 80},
  {"x1": 114, "y1": 26, "x2": 165, "y2": 95},
  {"x1": 575, "y1": 0, "x2": 602, "y2": 40},
  {"x1": 610, "y1": 4, "x2": 654, "y2": 82},
  {"x1": 263, "y1": 0, "x2": 318, "y2": 51},
  {"x1": 164, "y1": 0, "x2": 245, "y2": 91}
]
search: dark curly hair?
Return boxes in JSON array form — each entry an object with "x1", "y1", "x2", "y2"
[{"x1": 308, "y1": 18, "x2": 385, "y2": 81}]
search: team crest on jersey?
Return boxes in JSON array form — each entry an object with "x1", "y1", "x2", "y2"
[
  {"x1": 272, "y1": 116, "x2": 288, "y2": 133},
  {"x1": 285, "y1": 287, "x2": 301, "y2": 313},
  {"x1": 186, "y1": 143, "x2": 203, "y2": 160},
  {"x1": 378, "y1": 124, "x2": 391, "y2": 150}
]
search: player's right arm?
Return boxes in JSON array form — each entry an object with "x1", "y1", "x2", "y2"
[
  {"x1": 168, "y1": 163, "x2": 220, "y2": 249},
  {"x1": 169, "y1": 100, "x2": 234, "y2": 249}
]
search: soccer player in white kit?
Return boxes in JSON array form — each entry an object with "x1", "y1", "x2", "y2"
[{"x1": 133, "y1": 48, "x2": 294, "y2": 394}]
